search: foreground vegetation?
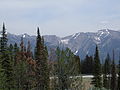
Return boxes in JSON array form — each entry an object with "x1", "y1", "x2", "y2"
[{"x1": 0, "y1": 23, "x2": 120, "y2": 90}]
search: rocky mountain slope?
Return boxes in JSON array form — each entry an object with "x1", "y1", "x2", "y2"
[{"x1": 7, "y1": 29, "x2": 120, "y2": 62}]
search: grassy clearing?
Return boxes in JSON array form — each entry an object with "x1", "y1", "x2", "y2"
[
  {"x1": 82, "y1": 77, "x2": 93, "y2": 90},
  {"x1": 50, "y1": 76, "x2": 101, "y2": 90}
]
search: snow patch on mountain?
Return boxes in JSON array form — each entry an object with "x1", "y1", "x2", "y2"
[
  {"x1": 74, "y1": 50, "x2": 78, "y2": 54},
  {"x1": 94, "y1": 36, "x2": 101, "y2": 44},
  {"x1": 94, "y1": 37, "x2": 101, "y2": 41},
  {"x1": 61, "y1": 39, "x2": 69, "y2": 44},
  {"x1": 5, "y1": 29, "x2": 120, "y2": 61},
  {"x1": 94, "y1": 29, "x2": 111, "y2": 44},
  {"x1": 86, "y1": 51, "x2": 89, "y2": 54},
  {"x1": 23, "y1": 34, "x2": 26, "y2": 38},
  {"x1": 72, "y1": 33, "x2": 80, "y2": 39},
  {"x1": 97, "y1": 29, "x2": 110, "y2": 38}
]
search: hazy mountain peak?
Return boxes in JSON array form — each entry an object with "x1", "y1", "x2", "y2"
[{"x1": 6, "y1": 29, "x2": 120, "y2": 62}]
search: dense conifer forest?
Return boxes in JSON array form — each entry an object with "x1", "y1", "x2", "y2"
[{"x1": 0, "y1": 23, "x2": 120, "y2": 90}]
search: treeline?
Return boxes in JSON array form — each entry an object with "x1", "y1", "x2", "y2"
[
  {"x1": 86, "y1": 45, "x2": 120, "y2": 90},
  {"x1": 0, "y1": 24, "x2": 50, "y2": 90},
  {"x1": 0, "y1": 23, "x2": 120, "y2": 90},
  {"x1": 0, "y1": 23, "x2": 82, "y2": 90},
  {"x1": 49, "y1": 45, "x2": 120, "y2": 90},
  {"x1": 81, "y1": 45, "x2": 120, "y2": 90},
  {"x1": 49, "y1": 47, "x2": 81, "y2": 89}
]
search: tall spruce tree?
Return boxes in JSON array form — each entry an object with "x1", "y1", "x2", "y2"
[
  {"x1": 9, "y1": 44, "x2": 14, "y2": 55},
  {"x1": 56, "y1": 47, "x2": 82, "y2": 90},
  {"x1": 26, "y1": 41, "x2": 36, "y2": 89},
  {"x1": 26, "y1": 41, "x2": 32, "y2": 58},
  {"x1": 9, "y1": 44, "x2": 14, "y2": 67},
  {"x1": 14, "y1": 37, "x2": 29, "y2": 89},
  {"x1": 81, "y1": 55, "x2": 94, "y2": 74},
  {"x1": 13, "y1": 43, "x2": 19, "y2": 66},
  {"x1": 35, "y1": 27, "x2": 49, "y2": 90},
  {"x1": 74, "y1": 55, "x2": 81, "y2": 75},
  {"x1": 91, "y1": 45, "x2": 102, "y2": 88},
  {"x1": 117, "y1": 53, "x2": 120, "y2": 90},
  {"x1": 0, "y1": 23, "x2": 14, "y2": 89},
  {"x1": 111, "y1": 50, "x2": 117, "y2": 90},
  {"x1": 56, "y1": 48, "x2": 68, "y2": 90},
  {"x1": 103, "y1": 53, "x2": 111, "y2": 89}
]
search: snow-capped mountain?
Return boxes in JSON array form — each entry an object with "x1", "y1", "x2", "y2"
[{"x1": 7, "y1": 29, "x2": 120, "y2": 62}]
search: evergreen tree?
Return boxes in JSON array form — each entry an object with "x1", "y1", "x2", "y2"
[
  {"x1": 81, "y1": 55, "x2": 94, "y2": 74},
  {"x1": 35, "y1": 27, "x2": 50, "y2": 90},
  {"x1": 26, "y1": 41, "x2": 36, "y2": 89},
  {"x1": 56, "y1": 47, "x2": 82, "y2": 90},
  {"x1": 111, "y1": 50, "x2": 117, "y2": 90},
  {"x1": 26, "y1": 41, "x2": 32, "y2": 58},
  {"x1": 14, "y1": 37, "x2": 29, "y2": 90},
  {"x1": 56, "y1": 47, "x2": 70, "y2": 90},
  {"x1": 0, "y1": 23, "x2": 14, "y2": 89},
  {"x1": 117, "y1": 53, "x2": 120, "y2": 90},
  {"x1": 103, "y1": 53, "x2": 111, "y2": 89},
  {"x1": 9, "y1": 44, "x2": 14, "y2": 52},
  {"x1": 74, "y1": 55, "x2": 81, "y2": 75},
  {"x1": 91, "y1": 45, "x2": 102, "y2": 88},
  {"x1": 9, "y1": 44, "x2": 14, "y2": 66},
  {"x1": 13, "y1": 43, "x2": 19, "y2": 66}
]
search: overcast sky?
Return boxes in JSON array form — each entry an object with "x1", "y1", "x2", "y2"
[{"x1": 0, "y1": 0, "x2": 120, "y2": 36}]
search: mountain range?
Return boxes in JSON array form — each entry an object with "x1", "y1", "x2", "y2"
[{"x1": 7, "y1": 29, "x2": 120, "y2": 62}]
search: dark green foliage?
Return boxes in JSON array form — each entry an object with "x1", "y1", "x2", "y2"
[
  {"x1": 0, "y1": 23, "x2": 14, "y2": 89},
  {"x1": 14, "y1": 43, "x2": 19, "y2": 53},
  {"x1": 13, "y1": 38, "x2": 36, "y2": 90},
  {"x1": 26, "y1": 41, "x2": 33, "y2": 58},
  {"x1": 103, "y1": 54, "x2": 111, "y2": 89},
  {"x1": 81, "y1": 55, "x2": 94, "y2": 74},
  {"x1": 91, "y1": 45, "x2": 102, "y2": 88},
  {"x1": 0, "y1": 25, "x2": 50, "y2": 89},
  {"x1": 1, "y1": 24, "x2": 120, "y2": 90},
  {"x1": 111, "y1": 50, "x2": 117, "y2": 90},
  {"x1": 35, "y1": 27, "x2": 50, "y2": 90},
  {"x1": 55, "y1": 47, "x2": 82, "y2": 90},
  {"x1": 13, "y1": 37, "x2": 34, "y2": 90},
  {"x1": 14, "y1": 58, "x2": 29, "y2": 89},
  {"x1": 117, "y1": 55, "x2": 120, "y2": 90},
  {"x1": 74, "y1": 55, "x2": 81, "y2": 75},
  {"x1": 56, "y1": 47, "x2": 71, "y2": 90},
  {"x1": 9, "y1": 44, "x2": 14, "y2": 66},
  {"x1": 13, "y1": 43, "x2": 19, "y2": 66}
]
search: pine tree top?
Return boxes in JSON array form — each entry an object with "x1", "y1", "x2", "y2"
[
  {"x1": 3, "y1": 22, "x2": 6, "y2": 31},
  {"x1": 37, "y1": 27, "x2": 40, "y2": 37}
]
